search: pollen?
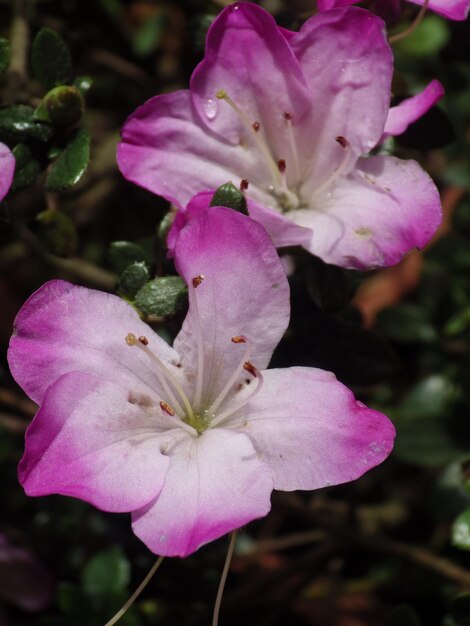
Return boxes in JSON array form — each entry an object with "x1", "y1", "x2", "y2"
[
  {"x1": 192, "y1": 274, "x2": 205, "y2": 288},
  {"x1": 283, "y1": 111, "x2": 293, "y2": 121},
  {"x1": 243, "y1": 361, "x2": 257, "y2": 377},
  {"x1": 278, "y1": 159, "x2": 286, "y2": 173},
  {"x1": 240, "y1": 178, "x2": 249, "y2": 191},
  {"x1": 160, "y1": 401, "x2": 175, "y2": 416},
  {"x1": 125, "y1": 333, "x2": 137, "y2": 346},
  {"x1": 231, "y1": 335, "x2": 247, "y2": 343},
  {"x1": 216, "y1": 89, "x2": 227, "y2": 100},
  {"x1": 139, "y1": 336, "x2": 149, "y2": 346}
]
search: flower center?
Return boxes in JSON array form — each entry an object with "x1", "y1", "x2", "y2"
[{"x1": 183, "y1": 409, "x2": 214, "y2": 435}]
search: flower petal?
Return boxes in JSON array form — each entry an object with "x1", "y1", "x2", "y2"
[
  {"x1": 167, "y1": 190, "x2": 312, "y2": 257},
  {"x1": 317, "y1": 0, "x2": 359, "y2": 7},
  {"x1": 0, "y1": 142, "x2": 15, "y2": 202},
  {"x1": 173, "y1": 207, "x2": 290, "y2": 406},
  {"x1": 131, "y1": 429, "x2": 273, "y2": 557},
  {"x1": 288, "y1": 155, "x2": 442, "y2": 268},
  {"x1": 19, "y1": 372, "x2": 171, "y2": 512},
  {"x1": 289, "y1": 8, "x2": 392, "y2": 183},
  {"x1": 190, "y1": 2, "x2": 311, "y2": 154},
  {"x1": 228, "y1": 367, "x2": 395, "y2": 491},
  {"x1": 8, "y1": 280, "x2": 181, "y2": 404},
  {"x1": 118, "y1": 90, "x2": 259, "y2": 208},
  {"x1": 408, "y1": 0, "x2": 470, "y2": 20},
  {"x1": 383, "y1": 80, "x2": 445, "y2": 138}
]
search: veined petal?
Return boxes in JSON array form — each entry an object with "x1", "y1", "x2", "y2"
[
  {"x1": 131, "y1": 429, "x2": 273, "y2": 557},
  {"x1": 19, "y1": 372, "x2": 171, "y2": 512},
  {"x1": 174, "y1": 207, "x2": 290, "y2": 407},
  {"x1": 8, "y1": 280, "x2": 181, "y2": 404},
  {"x1": 290, "y1": 8, "x2": 392, "y2": 185},
  {"x1": 167, "y1": 190, "x2": 312, "y2": 257},
  {"x1": 408, "y1": 0, "x2": 470, "y2": 19},
  {"x1": 191, "y1": 2, "x2": 311, "y2": 155},
  {"x1": 0, "y1": 142, "x2": 15, "y2": 202},
  {"x1": 227, "y1": 367, "x2": 395, "y2": 491},
  {"x1": 288, "y1": 155, "x2": 441, "y2": 269},
  {"x1": 384, "y1": 80, "x2": 445, "y2": 138},
  {"x1": 118, "y1": 90, "x2": 258, "y2": 208}
]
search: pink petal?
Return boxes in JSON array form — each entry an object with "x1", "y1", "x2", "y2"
[
  {"x1": 8, "y1": 280, "x2": 181, "y2": 404},
  {"x1": 408, "y1": 0, "x2": 470, "y2": 19},
  {"x1": 317, "y1": 0, "x2": 359, "y2": 7},
  {"x1": 0, "y1": 142, "x2": 15, "y2": 202},
  {"x1": 190, "y1": 2, "x2": 311, "y2": 156},
  {"x1": 131, "y1": 429, "x2": 273, "y2": 557},
  {"x1": 227, "y1": 367, "x2": 395, "y2": 491},
  {"x1": 290, "y1": 7, "x2": 393, "y2": 184},
  {"x1": 167, "y1": 190, "x2": 312, "y2": 257},
  {"x1": 383, "y1": 80, "x2": 445, "y2": 138},
  {"x1": 173, "y1": 207, "x2": 290, "y2": 405},
  {"x1": 287, "y1": 155, "x2": 441, "y2": 269},
  {"x1": 19, "y1": 372, "x2": 171, "y2": 512}
]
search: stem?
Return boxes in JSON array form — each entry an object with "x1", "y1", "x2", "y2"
[
  {"x1": 212, "y1": 532, "x2": 238, "y2": 626},
  {"x1": 389, "y1": 0, "x2": 430, "y2": 44},
  {"x1": 104, "y1": 556, "x2": 164, "y2": 626}
]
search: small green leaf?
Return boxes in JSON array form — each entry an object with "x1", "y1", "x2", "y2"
[
  {"x1": 119, "y1": 262, "x2": 150, "y2": 299},
  {"x1": 452, "y1": 510, "x2": 470, "y2": 551},
  {"x1": 210, "y1": 181, "x2": 248, "y2": 215},
  {"x1": 37, "y1": 209, "x2": 78, "y2": 257},
  {"x1": 108, "y1": 241, "x2": 150, "y2": 274},
  {"x1": 81, "y1": 547, "x2": 130, "y2": 596},
  {"x1": 11, "y1": 144, "x2": 42, "y2": 191},
  {"x1": 0, "y1": 37, "x2": 10, "y2": 73},
  {"x1": 46, "y1": 128, "x2": 90, "y2": 192},
  {"x1": 0, "y1": 105, "x2": 54, "y2": 143},
  {"x1": 31, "y1": 28, "x2": 72, "y2": 90},
  {"x1": 135, "y1": 276, "x2": 188, "y2": 317},
  {"x1": 387, "y1": 605, "x2": 422, "y2": 626}
]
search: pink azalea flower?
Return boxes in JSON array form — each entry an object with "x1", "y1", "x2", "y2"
[
  {"x1": 318, "y1": 0, "x2": 470, "y2": 21},
  {"x1": 0, "y1": 142, "x2": 15, "y2": 202},
  {"x1": 118, "y1": 4, "x2": 442, "y2": 270},
  {"x1": 9, "y1": 208, "x2": 395, "y2": 557}
]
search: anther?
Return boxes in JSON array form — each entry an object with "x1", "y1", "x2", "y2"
[
  {"x1": 216, "y1": 89, "x2": 227, "y2": 100},
  {"x1": 192, "y1": 274, "x2": 204, "y2": 288},
  {"x1": 283, "y1": 111, "x2": 293, "y2": 121},
  {"x1": 125, "y1": 333, "x2": 137, "y2": 346},
  {"x1": 335, "y1": 136, "x2": 349, "y2": 148},
  {"x1": 278, "y1": 159, "x2": 286, "y2": 173},
  {"x1": 243, "y1": 361, "x2": 257, "y2": 377},
  {"x1": 231, "y1": 335, "x2": 247, "y2": 344},
  {"x1": 139, "y1": 336, "x2": 149, "y2": 346},
  {"x1": 240, "y1": 178, "x2": 249, "y2": 191},
  {"x1": 252, "y1": 121, "x2": 260, "y2": 132},
  {"x1": 160, "y1": 401, "x2": 175, "y2": 416}
]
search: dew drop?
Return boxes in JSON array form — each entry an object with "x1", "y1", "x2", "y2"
[{"x1": 203, "y1": 98, "x2": 218, "y2": 121}]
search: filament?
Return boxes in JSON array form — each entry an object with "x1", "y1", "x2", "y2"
[
  {"x1": 284, "y1": 113, "x2": 302, "y2": 182},
  {"x1": 188, "y1": 280, "x2": 205, "y2": 410},
  {"x1": 212, "y1": 532, "x2": 238, "y2": 626},
  {"x1": 208, "y1": 338, "x2": 252, "y2": 415},
  {"x1": 210, "y1": 368, "x2": 264, "y2": 428},
  {"x1": 312, "y1": 137, "x2": 354, "y2": 198}
]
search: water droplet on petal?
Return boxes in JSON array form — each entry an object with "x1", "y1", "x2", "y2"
[{"x1": 203, "y1": 98, "x2": 218, "y2": 121}]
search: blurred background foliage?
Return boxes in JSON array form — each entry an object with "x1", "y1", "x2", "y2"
[{"x1": 1, "y1": 0, "x2": 470, "y2": 624}]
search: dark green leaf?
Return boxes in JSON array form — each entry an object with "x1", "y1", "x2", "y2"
[
  {"x1": 108, "y1": 241, "x2": 150, "y2": 274},
  {"x1": 0, "y1": 105, "x2": 54, "y2": 143},
  {"x1": 0, "y1": 37, "x2": 10, "y2": 73},
  {"x1": 210, "y1": 181, "x2": 248, "y2": 215},
  {"x1": 11, "y1": 144, "x2": 42, "y2": 191},
  {"x1": 81, "y1": 547, "x2": 130, "y2": 596},
  {"x1": 135, "y1": 276, "x2": 188, "y2": 317},
  {"x1": 31, "y1": 28, "x2": 72, "y2": 90},
  {"x1": 387, "y1": 605, "x2": 422, "y2": 626},
  {"x1": 452, "y1": 510, "x2": 470, "y2": 551},
  {"x1": 119, "y1": 262, "x2": 149, "y2": 299},
  {"x1": 46, "y1": 128, "x2": 90, "y2": 192},
  {"x1": 37, "y1": 209, "x2": 78, "y2": 257},
  {"x1": 400, "y1": 376, "x2": 458, "y2": 419}
]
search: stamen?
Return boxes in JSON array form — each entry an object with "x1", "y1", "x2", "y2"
[
  {"x1": 243, "y1": 361, "x2": 257, "y2": 377},
  {"x1": 192, "y1": 274, "x2": 204, "y2": 288},
  {"x1": 210, "y1": 368, "x2": 264, "y2": 428},
  {"x1": 240, "y1": 178, "x2": 249, "y2": 192},
  {"x1": 126, "y1": 333, "x2": 193, "y2": 420},
  {"x1": 216, "y1": 89, "x2": 282, "y2": 188},
  {"x1": 208, "y1": 338, "x2": 252, "y2": 415},
  {"x1": 283, "y1": 111, "x2": 301, "y2": 183},
  {"x1": 159, "y1": 400, "x2": 175, "y2": 416},
  {"x1": 188, "y1": 279, "x2": 205, "y2": 410},
  {"x1": 313, "y1": 135, "x2": 354, "y2": 199}
]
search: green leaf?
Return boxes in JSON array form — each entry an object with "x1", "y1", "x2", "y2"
[
  {"x1": 387, "y1": 605, "x2": 422, "y2": 626},
  {"x1": 135, "y1": 276, "x2": 188, "y2": 317},
  {"x1": 37, "y1": 209, "x2": 78, "y2": 257},
  {"x1": 400, "y1": 375, "x2": 458, "y2": 419},
  {"x1": 81, "y1": 547, "x2": 130, "y2": 596},
  {"x1": 119, "y1": 262, "x2": 149, "y2": 299},
  {"x1": 452, "y1": 510, "x2": 470, "y2": 551},
  {"x1": 0, "y1": 37, "x2": 10, "y2": 73},
  {"x1": 108, "y1": 241, "x2": 150, "y2": 274},
  {"x1": 46, "y1": 128, "x2": 90, "y2": 192},
  {"x1": 31, "y1": 28, "x2": 72, "y2": 90},
  {"x1": 210, "y1": 181, "x2": 248, "y2": 215},
  {"x1": 0, "y1": 105, "x2": 54, "y2": 143},
  {"x1": 133, "y1": 11, "x2": 168, "y2": 57},
  {"x1": 11, "y1": 143, "x2": 42, "y2": 191}
]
